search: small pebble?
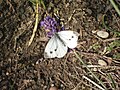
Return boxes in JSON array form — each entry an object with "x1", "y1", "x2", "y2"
[
  {"x1": 92, "y1": 30, "x2": 97, "y2": 34},
  {"x1": 93, "y1": 67, "x2": 98, "y2": 71},
  {"x1": 49, "y1": 86, "x2": 58, "y2": 90},
  {"x1": 98, "y1": 59, "x2": 107, "y2": 66},
  {"x1": 97, "y1": 31, "x2": 109, "y2": 38}
]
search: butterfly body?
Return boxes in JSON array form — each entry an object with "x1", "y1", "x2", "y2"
[{"x1": 44, "y1": 31, "x2": 79, "y2": 58}]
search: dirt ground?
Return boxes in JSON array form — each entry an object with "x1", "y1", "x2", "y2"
[{"x1": 0, "y1": 0, "x2": 120, "y2": 90}]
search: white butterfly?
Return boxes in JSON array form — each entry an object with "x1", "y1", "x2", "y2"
[{"x1": 44, "y1": 31, "x2": 79, "y2": 58}]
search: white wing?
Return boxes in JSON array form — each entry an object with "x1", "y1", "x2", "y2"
[
  {"x1": 44, "y1": 34, "x2": 68, "y2": 58},
  {"x1": 57, "y1": 31, "x2": 79, "y2": 48}
]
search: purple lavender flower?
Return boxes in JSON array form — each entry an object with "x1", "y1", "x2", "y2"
[
  {"x1": 40, "y1": 16, "x2": 58, "y2": 37},
  {"x1": 40, "y1": 16, "x2": 64, "y2": 37}
]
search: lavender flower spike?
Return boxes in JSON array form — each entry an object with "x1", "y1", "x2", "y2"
[{"x1": 40, "y1": 16, "x2": 58, "y2": 37}]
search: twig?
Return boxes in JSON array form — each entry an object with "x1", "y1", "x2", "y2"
[
  {"x1": 72, "y1": 82, "x2": 81, "y2": 90},
  {"x1": 103, "y1": 38, "x2": 120, "y2": 42}
]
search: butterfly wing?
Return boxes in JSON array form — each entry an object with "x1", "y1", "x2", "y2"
[
  {"x1": 44, "y1": 34, "x2": 68, "y2": 58},
  {"x1": 57, "y1": 31, "x2": 79, "y2": 48}
]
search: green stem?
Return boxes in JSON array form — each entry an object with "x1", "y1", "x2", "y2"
[
  {"x1": 102, "y1": 14, "x2": 120, "y2": 34},
  {"x1": 109, "y1": 0, "x2": 120, "y2": 16},
  {"x1": 74, "y1": 51, "x2": 107, "y2": 90}
]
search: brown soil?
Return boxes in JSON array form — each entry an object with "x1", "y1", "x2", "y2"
[{"x1": 0, "y1": 0, "x2": 120, "y2": 90}]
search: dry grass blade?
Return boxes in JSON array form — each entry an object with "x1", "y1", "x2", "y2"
[
  {"x1": 83, "y1": 76, "x2": 105, "y2": 90},
  {"x1": 27, "y1": 0, "x2": 39, "y2": 47}
]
